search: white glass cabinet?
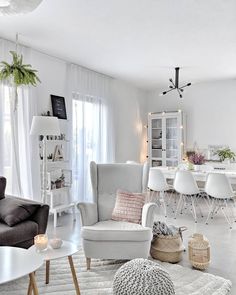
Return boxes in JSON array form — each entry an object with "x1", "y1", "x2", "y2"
[{"x1": 148, "y1": 111, "x2": 186, "y2": 167}]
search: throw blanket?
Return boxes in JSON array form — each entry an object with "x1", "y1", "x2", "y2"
[{"x1": 152, "y1": 221, "x2": 185, "y2": 240}]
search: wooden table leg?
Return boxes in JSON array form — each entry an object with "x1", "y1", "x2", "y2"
[
  {"x1": 29, "y1": 273, "x2": 39, "y2": 295},
  {"x1": 68, "y1": 255, "x2": 81, "y2": 295},
  {"x1": 46, "y1": 260, "x2": 50, "y2": 284},
  {"x1": 27, "y1": 279, "x2": 32, "y2": 295}
]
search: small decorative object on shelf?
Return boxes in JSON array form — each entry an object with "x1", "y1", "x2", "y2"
[
  {"x1": 53, "y1": 144, "x2": 64, "y2": 161},
  {"x1": 188, "y1": 233, "x2": 210, "y2": 270},
  {"x1": 34, "y1": 234, "x2": 48, "y2": 252},
  {"x1": 47, "y1": 170, "x2": 70, "y2": 191},
  {"x1": 41, "y1": 111, "x2": 51, "y2": 116}
]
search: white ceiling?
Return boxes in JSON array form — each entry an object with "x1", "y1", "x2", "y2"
[{"x1": 0, "y1": 0, "x2": 236, "y2": 90}]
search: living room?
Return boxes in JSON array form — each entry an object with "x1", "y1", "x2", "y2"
[{"x1": 0, "y1": 1, "x2": 235, "y2": 294}]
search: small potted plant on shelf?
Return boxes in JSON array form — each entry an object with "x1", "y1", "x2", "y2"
[
  {"x1": 188, "y1": 152, "x2": 205, "y2": 171},
  {"x1": 215, "y1": 148, "x2": 236, "y2": 164}
]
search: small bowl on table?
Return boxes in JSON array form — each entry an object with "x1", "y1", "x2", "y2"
[{"x1": 49, "y1": 238, "x2": 63, "y2": 249}]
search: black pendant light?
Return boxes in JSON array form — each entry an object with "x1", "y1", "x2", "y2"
[{"x1": 160, "y1": 67, "x2": 191, "y2": 98}]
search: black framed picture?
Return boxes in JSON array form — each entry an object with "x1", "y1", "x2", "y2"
[{"x1": 51, "y1": 95, "x2": 67, "y2": 120}]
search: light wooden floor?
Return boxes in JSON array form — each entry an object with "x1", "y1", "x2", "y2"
[{"x1": 47, "y1": 200, "x2": 236, "y2": 294}]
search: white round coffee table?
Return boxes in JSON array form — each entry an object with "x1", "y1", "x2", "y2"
[
  {"x1": 28, "y1": 240, "x2": 80, "y2": 295},
  {"x1": 0, "y1": 246, "x2": 43, "y2": 295}
]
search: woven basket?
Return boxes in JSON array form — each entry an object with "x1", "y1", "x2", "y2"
[
  {"x1": 150, "y1": 229, "x2": 186, "y2": 263},
  {"x1": 188, "y1": 233, "x2": 210, "y2": 270}
]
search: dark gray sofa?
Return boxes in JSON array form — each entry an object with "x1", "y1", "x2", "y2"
[{"x1": 0, "y1": 177, "x2": 49, "y2": 249}]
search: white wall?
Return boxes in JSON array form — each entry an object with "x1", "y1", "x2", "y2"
[
  {"x1": 147, "y1": 79, "x2": 236, "y2": 152},
  {"x1": 30, "y1": 50, "x2": 147, "y2": 162},
  {"x1": 111, "y1": 79, "x2": 147, "y2": 163}
]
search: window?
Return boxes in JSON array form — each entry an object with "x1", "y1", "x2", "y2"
[{"x1": 72, "y1": 94, "x2": 108, "y2": 201}]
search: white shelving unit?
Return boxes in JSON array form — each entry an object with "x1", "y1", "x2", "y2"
[
  {"x1": 39, "y1": 139, "x2": 76, "y2": 227},
  {"x1": 148, "y1": 111, "x2": 186, "y2": 167}
]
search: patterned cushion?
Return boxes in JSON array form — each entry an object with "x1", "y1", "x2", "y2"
[
  {"x1": 111, "y1": 190, "x2": 146, "y2": 224},
  {"x1": 113, "y1": 258, "x2": 175, "y2": 295}
]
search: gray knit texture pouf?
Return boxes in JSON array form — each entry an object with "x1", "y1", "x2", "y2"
[{"x1": 113, "y1": 258, "x2": 175, "y2": 295}]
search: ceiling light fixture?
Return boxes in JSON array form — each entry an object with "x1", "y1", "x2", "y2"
[
  {"x1": 160, "y1": 67, "x2": 192, "y2": 99},
  {"x1": 0, "y1": 0, "x2": 43, "y2": 15}
]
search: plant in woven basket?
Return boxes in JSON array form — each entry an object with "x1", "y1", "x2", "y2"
[{"x1": 0, "y1": 51, "x2": 40, "y2": 110}]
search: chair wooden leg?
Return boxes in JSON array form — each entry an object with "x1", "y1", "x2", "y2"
[
  {"x1": 68, "y1": 255, "x2": 81, "y2": 295},
  {"x1": 86, "y1": 257, "x2": 91, "y2": 270},
  {"x1": 29, "y1": 273, "x2": 39, "y2": 295}
]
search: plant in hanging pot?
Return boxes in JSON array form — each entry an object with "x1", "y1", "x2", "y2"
[
  {"x1": 215, "y1": 148, "x2": 236, "y2": 164},
  {"x1": 188, "y1": 152, "x2": 205, "y2": 171},
  {"x1": 0, "y1": 51, "x2": 40, "y2": 110}
]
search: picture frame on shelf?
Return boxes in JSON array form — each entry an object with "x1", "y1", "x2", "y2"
[
  {"x1": 51, "y1": 95, "x2": 67, "y2": 120},
  {"x1": 207, "y1": 145, "x2": 228, "y2": 161}
]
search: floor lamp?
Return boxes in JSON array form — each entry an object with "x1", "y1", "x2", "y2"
[{"x1": 30, "y1": 116, "x2": 60, "y2": 203}]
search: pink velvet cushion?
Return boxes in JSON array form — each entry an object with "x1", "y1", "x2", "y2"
[{"x1": 111, "y1": 190, "x2": 146, "y2": 224}]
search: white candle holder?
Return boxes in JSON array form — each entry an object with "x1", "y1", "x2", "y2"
[{"x1": 34, "y1": 234, "x2": 48, "y2": 252}]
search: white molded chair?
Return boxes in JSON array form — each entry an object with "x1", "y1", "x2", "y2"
[
  {"x1": 174, "y1": 170, "x2": 200, "y2": 223},
  {"x1": 77, "y1": 162, "x2": 156, "y2": 269},
  {"x1": 148, "y1": 168, "x2": 171, "y2": 217},
  {"x1": 205, "y1": 173, "x2": 236, "y2": 228}
]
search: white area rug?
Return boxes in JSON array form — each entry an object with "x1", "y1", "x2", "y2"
[{"x1": 0, "y1": 249, "x2": 231, "y2": 295}]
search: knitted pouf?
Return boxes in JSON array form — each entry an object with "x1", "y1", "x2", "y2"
[{"x1": 113, "y1": 258, "x2": 175, "y2": 295}]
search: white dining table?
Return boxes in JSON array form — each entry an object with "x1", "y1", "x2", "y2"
[{"x1": 153, "y1": 166, "x2": 236, "y2": 185}]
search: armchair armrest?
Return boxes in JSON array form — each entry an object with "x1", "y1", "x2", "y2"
[
  {"x1": 142, "y1": 202, "x2": 157, "y2": 228},
  {"x1": 77, "y1": 202, "x2": 98, "y2": 226}
]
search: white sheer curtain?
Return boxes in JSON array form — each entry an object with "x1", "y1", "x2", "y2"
[
  {"x1": 0, "y1": 38, "x2": 40, "y2": 199},
  {"x1": 67, "y1": 64, "x2": 114, "y2": 202}
]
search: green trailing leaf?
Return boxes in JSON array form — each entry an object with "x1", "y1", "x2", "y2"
[{"x1": 0, "y1": 51, "x2": 40, "y2": 87}]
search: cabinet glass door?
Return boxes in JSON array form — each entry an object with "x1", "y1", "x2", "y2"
[
  {"x1": 151, "y1": 118, "x2": 162, "y2": 166},
  {"x1": 165, "y1": 117, "x2": 178, "y2": 167}
]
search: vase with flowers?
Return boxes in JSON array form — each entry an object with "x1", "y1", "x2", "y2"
[{"x1": 188, "y1": 153, "x2": 206, "y2": 171}]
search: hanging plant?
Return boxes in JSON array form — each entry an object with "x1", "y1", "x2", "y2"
[{"x1": 0, "y1": 50, "x2": 40, "y2": 110}]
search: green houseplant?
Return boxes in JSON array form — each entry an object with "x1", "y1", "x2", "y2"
[
  {"x1": 0, "y1": 50, "x2": 40, "y2": 110},
  {"x1": 215, "y1": 148, "x2": 236, "y2": 162}
]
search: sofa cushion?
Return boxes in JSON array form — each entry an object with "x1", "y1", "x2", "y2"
[
  {"x1": 0, "y1": 220, "x2": 38, "y2": 246},
  {"x1": 82, "y1": 220, "x2": 152, "y2": 242},
  {"x1": 0, "y1": 177, "x2": 6, "y2": 200},
  {"x1": 112, "y1": 190, "x2": 146, "y2": 224},
  {"x1": 0, "y1": 198, "x2": 40, "y2": 226}
]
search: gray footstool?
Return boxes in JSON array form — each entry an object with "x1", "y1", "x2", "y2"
[{"x1": 113, "y1": 258, "x2": 175, "y2": 295}]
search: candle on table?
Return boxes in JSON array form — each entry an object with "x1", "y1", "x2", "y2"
[{"x1": 34, "y1": 234, "x2": 48, "y2": 251}]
